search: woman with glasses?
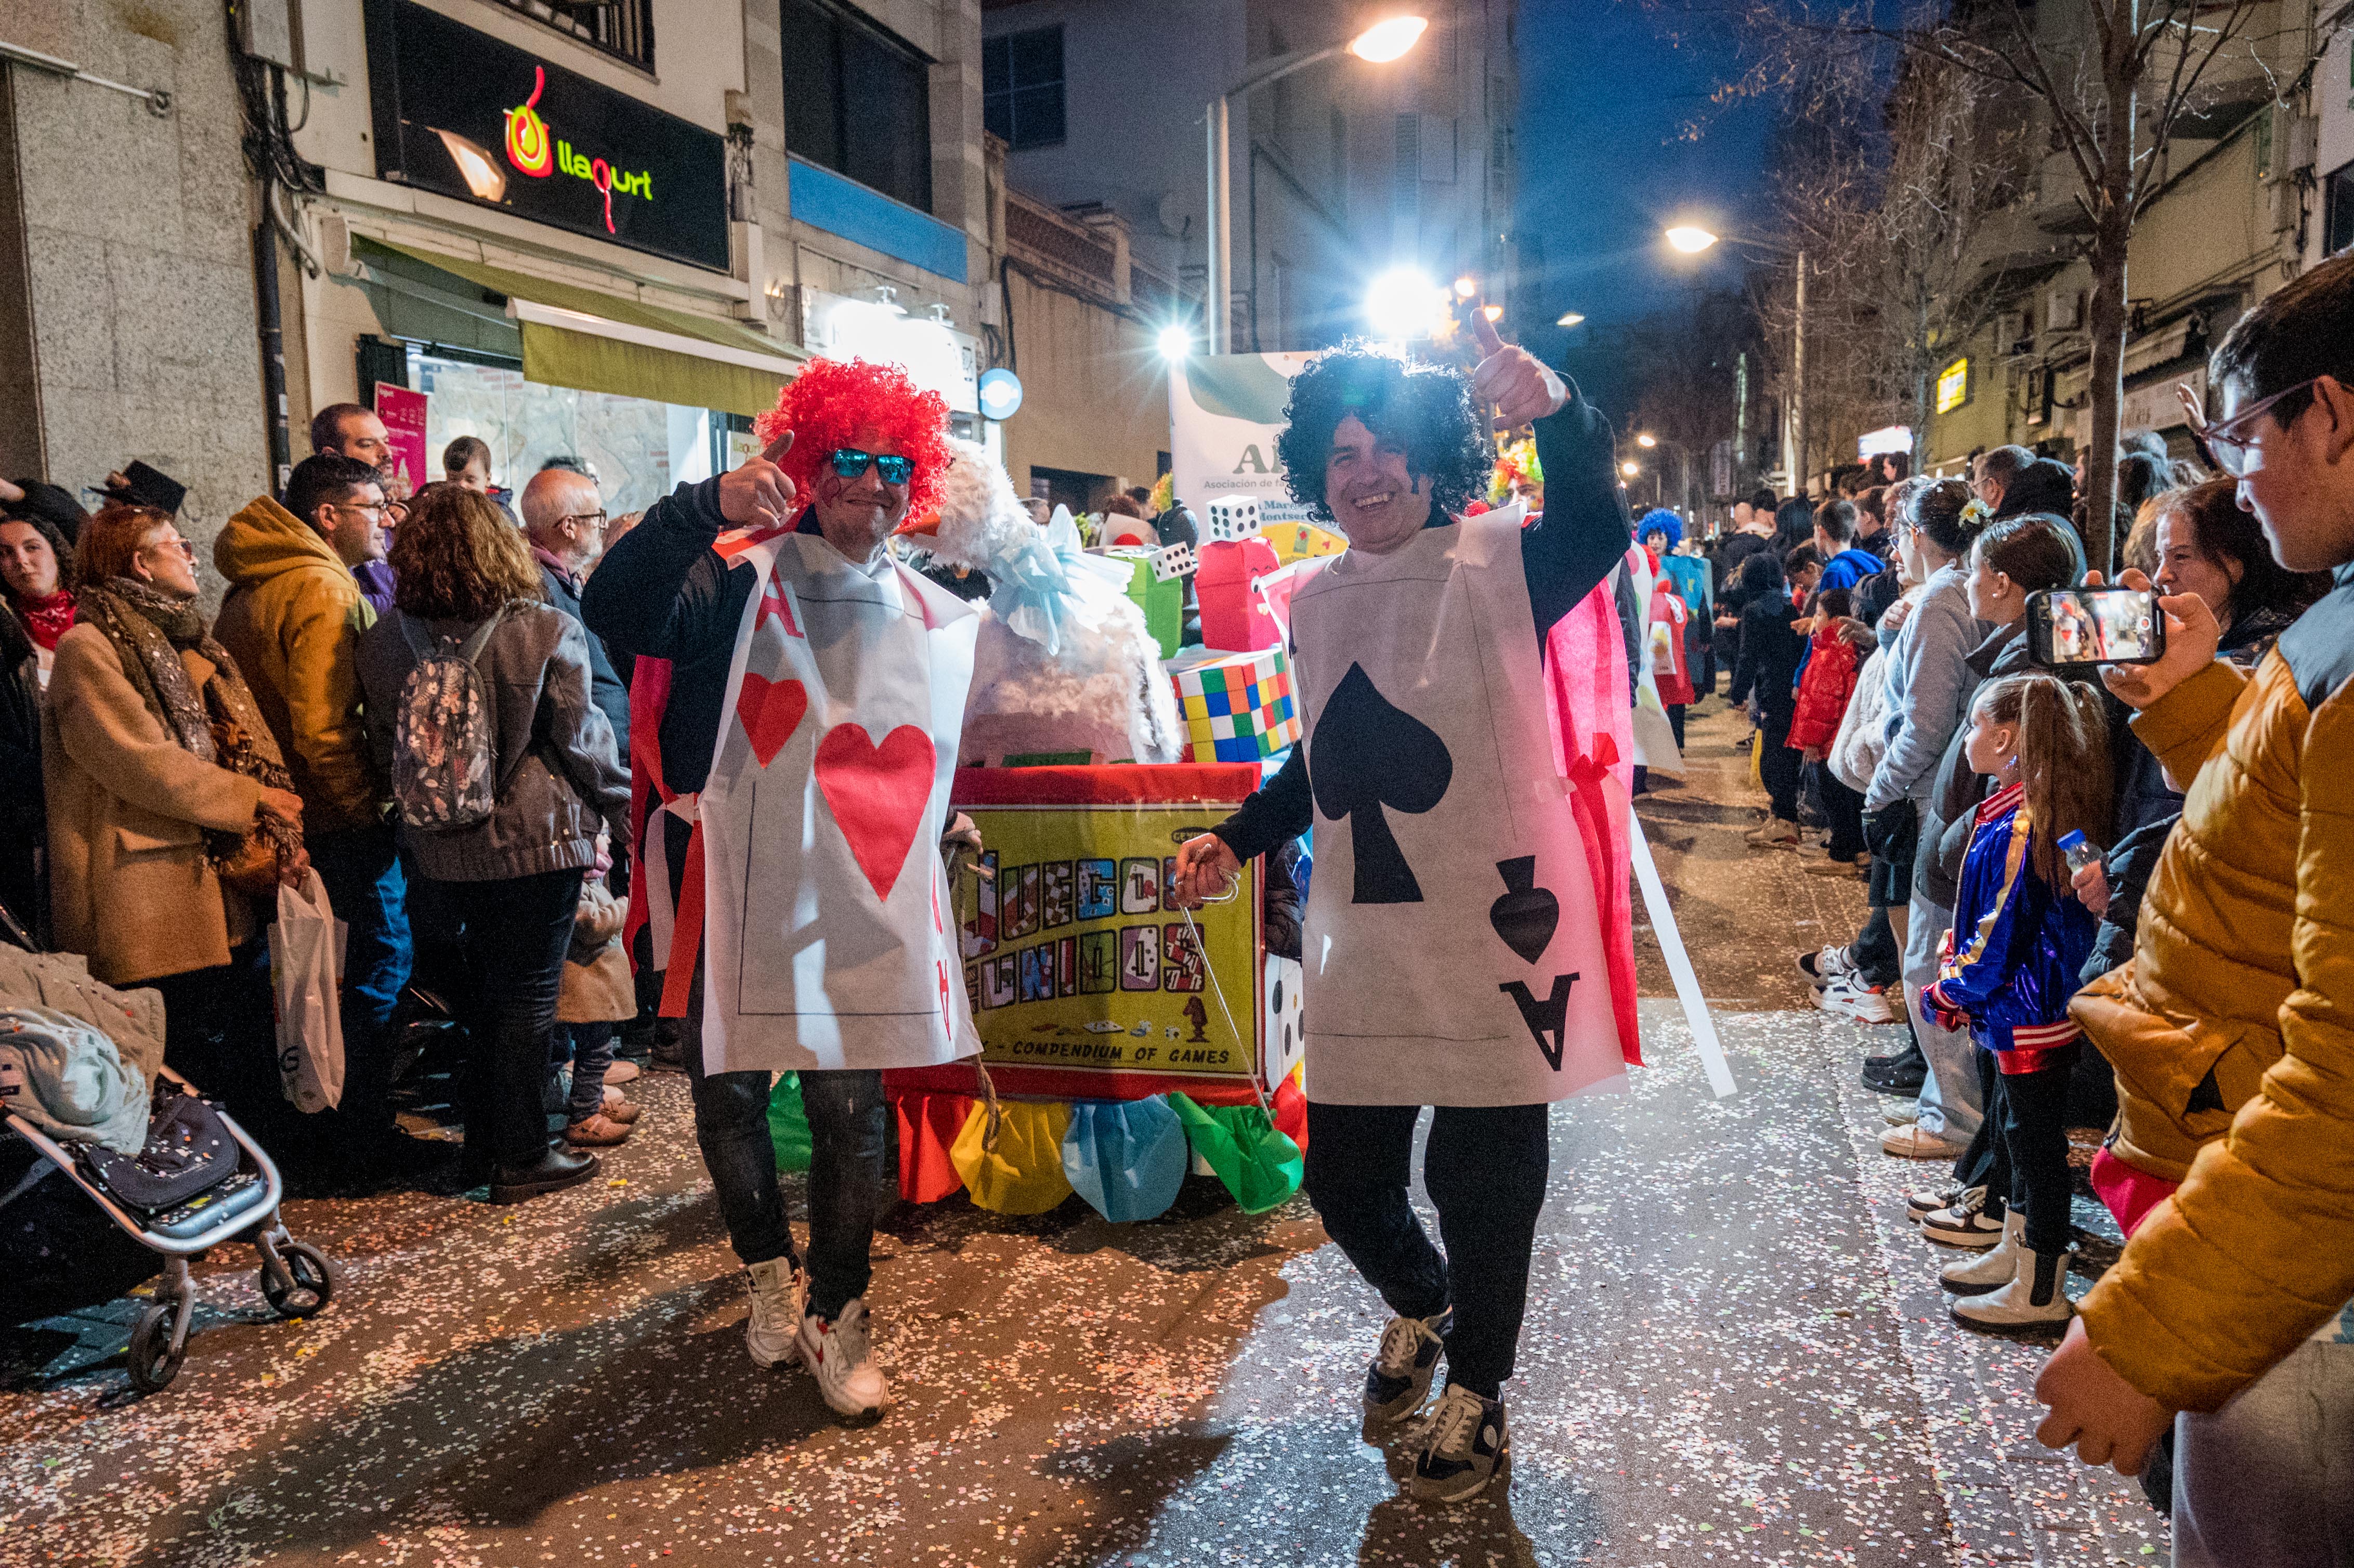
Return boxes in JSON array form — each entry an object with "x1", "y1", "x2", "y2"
[{"x1": 43, "y1": 503, "x2": 310, "y2": 1125}]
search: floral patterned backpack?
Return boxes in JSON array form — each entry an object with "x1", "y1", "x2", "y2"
[{"x1": 391, "y1": 607, "x2": 506, "y2": 831}]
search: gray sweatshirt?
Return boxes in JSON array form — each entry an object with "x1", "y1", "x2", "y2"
[{"x1": 1865, "y1": 563, "x2": 1986, "y2": 813}]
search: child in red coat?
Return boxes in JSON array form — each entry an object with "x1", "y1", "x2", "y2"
[{"x1": 1788, "y1": 587, "x2": 1867, "y2": 870}]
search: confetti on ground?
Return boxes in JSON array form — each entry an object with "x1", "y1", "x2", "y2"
[{"x1": 0, "y1": 698, "x2": 2168, "y2": 1564}]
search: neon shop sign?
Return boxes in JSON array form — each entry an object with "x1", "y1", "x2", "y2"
[{"x1": 504, "y1": 67, "x2": 655, "y2": 233}]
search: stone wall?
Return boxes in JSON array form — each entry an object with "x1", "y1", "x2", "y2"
[{"x1": 2, "y1": 0, "x2": 270, "y2": 587}]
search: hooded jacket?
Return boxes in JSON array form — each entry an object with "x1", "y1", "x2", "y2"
[
  {"x1": 1865, "y1": 562, "x2": 1984, "y2": 814},
  {"x1": 2070, "y1": 566, "x2": 2354, "y2": 1412},
  {"x1": 212, "y1": 495, "x2": 382, "y2": 833}
]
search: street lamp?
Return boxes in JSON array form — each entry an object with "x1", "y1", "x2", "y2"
[
  {"x1": 1156, "y1": 323, "x2": 1194, "y2": 359},
  {"x1": 1636, "y1": 433, "x2": 1658, "y2": 448},
  {"x1": 1206, "y1": 15, "x2": 1428, "y2": 353},
  {"x1": 1663, "y1": 221, "x2": 1809, "y2": 496},
  {"x1": 1556, "y1": 311, "x2": 1585, "y2": 328}
]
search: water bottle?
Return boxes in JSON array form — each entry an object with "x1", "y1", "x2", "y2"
[{"x1": 2057, "y1": 829, "x2": 2099, "y2": 877}]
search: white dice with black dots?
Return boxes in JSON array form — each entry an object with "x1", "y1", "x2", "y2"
[{"x1": 1205, "y1": 497, "x2": 1263, "y2": 543}]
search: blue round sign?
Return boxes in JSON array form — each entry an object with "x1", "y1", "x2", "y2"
[{"x1": 978, "y1": 367, "x2": 1024, "y2": 421}]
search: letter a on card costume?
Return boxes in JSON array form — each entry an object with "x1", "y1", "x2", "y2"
[
  {"x1": 696, "y1": 529, "x2": 983, "y2": 1073},
  {"x1": 1289, "y1": 504, "x2": 1627, "y2": 1106}
]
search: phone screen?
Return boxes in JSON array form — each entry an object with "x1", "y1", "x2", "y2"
[{"x1": 2032, "y1": 588, "x2": 2164, "y2": 666}]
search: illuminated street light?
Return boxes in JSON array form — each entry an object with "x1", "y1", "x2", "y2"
[
  {"x1": 433, "y1": 128, "x2": 507, "y2": 203},
  {"x1": 1620, "y1": 460, "x2": 1640, "y2": 478},
  {"x1": 1480, "y1": 304, "x2": 1503, "y2": 322},
  {"x1": 1365, "y1": 268, "x2": 1449, "y2": 341},
  {"x1": 1349, "y1": 16, "x2": 1429, "y2": 62},
  {"x1": 1453, "y1": 276, "x2": 1479, "y2": 298},
  {"x1": 1636, "y1": 433, "x2": 1658, "y2": 448},
  {"x1": 1556, "y1": 311, "x2": 1585, "y2": 328},
  {"x1": 1157, "y1": 323, "x2": 1194, "y2": 359},
  {"x1": 1665, "y1": 225, "x2": 1719, "y2": 255}
]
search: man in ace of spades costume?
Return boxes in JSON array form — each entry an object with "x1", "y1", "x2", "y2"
[
  {"x1": 584, "y1": 359, "x2": 980, "y2": 1423},
  {"x1": 1173, "y1": 315, "x2": 1634, "y2": 1502}
]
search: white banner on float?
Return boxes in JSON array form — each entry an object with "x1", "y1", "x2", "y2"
[{"x1": 1168, "y1": 353, "x2": 1318, "y2": 524}]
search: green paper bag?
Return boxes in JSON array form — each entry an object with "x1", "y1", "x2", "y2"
[
  {"x1": 1104, "y1": 546, "x2": 1182, "y2": 659},
  {"x1": 1168, "y1": 1093, "x2": 1303, "y2": 1214},
  {"x1": 768, "y1": 1072, "x2": 812, "y2": 1173}
]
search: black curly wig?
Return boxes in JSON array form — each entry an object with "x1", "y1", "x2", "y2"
[{"x1": 1274, "y1": 343, "x2": 1494, "y2": 524}]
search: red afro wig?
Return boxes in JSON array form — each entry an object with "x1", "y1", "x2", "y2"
[{"x1": 753, "y1": 357, "x2": 953, "y2": 524}]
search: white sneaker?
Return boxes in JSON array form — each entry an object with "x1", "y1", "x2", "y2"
[
  {"x1": 798, "y1": 1297, "x2": 890, "y2": 1420},
  {"x1": 1881, "y1": 1100, "x2": 1919, "y2": 1126},
  {"x1": 744, "y1": 1256, "x2": 806, "y2": 1368},
  {"x1": 1797, "y1": 945, "x2": 1859, "y2": 988},
  {"x1": 1940, "y1": 1210, "x2": 2024, "y2": 1295},
  {"x1": 1816, "y1": 974, "x2": 1897, "y2": 1025},
  {"x1": 1906, "y1": 1183, "x2": 1973, "y2": 1222},
  {"x1": 1923, "y1": 1193, "x2": 2006, "y2": 1248},
  {"x1": 1951, "y1": 1245, "x2": 2074, "y2": 1332}
]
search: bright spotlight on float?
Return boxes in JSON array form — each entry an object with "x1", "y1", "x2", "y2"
[
  {"x1": 1664, "y1": 225, "x2": 1720, "y2": 255},
  {"x1": 1620, "y1": 460, "x2": 1640, "y2": 478},
  {"x1": 1157, "y1": 323, "x2": 1194, "y2": 359},
  {"x1": 1348, "y1": 15, "x2": 1429, "y2": 63},
  {"x1": 1365, "y1": 267, "x2": 1447, "y2": 341}
]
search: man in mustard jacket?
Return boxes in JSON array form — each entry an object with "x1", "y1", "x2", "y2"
[
  {"x1": 2035, "y1": 256, "x2": 2354, "y2": 1565},
  {"x1": 215, "y1": 452, "x2": 425, "y2": 1172}
]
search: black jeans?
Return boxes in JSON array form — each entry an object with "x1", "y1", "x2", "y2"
[
  {"x1": 149, "y1": 942, "x2": 279, "y2": 1135},
  {"x1": 676, "y1": 970, "x2": 893, "y2": 1320},
  {"x1": 1817, "y1": 765, "x2": 1867, "y2": 861},
  {"x1": 1991, "y1": 1045, "x2": 2078, "y2": 1254},
  {"x1": 1850, "y1": 906, "x2": 1902, "y2": 988},
  {"x1": 411, "y1": 868, "x2": 583, "y2": 1169},
  {"x1": 1950, "y1": 1046, "x2": 2005, "y2": 1218},
  {"x1": 1302, "y1": 1100, "x2": 1550, "y2": 1400},
  {"x1": 1758, "y1": 705, "x2": 1802, "y2": 823}
]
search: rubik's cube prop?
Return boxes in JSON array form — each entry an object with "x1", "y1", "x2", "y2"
[{"x1": 1169, "y1": 646, "x2": 1301, "y2": 762}]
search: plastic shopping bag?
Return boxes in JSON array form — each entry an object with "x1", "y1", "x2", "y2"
[{"x1": 268, "y1": 870, "x2": 346, "y2": 1113}]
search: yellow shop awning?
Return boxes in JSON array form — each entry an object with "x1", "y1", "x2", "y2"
[{"x1": 355, "y1": 237, "x2": 799, "y2": 416}]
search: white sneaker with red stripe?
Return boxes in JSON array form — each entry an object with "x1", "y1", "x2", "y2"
[
  {"x1": 797, "y1": 1297, "x2": 890, "y2": 1420},
  {"x1": 1815, "y1": 973, "x2": 1897, "y2": 1024}
]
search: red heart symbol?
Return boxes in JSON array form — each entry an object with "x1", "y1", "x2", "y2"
[
  {"x1": 814, "y1": 723, "x2": 937, "y2": 901},
  {"x1": 736, "y1": 674, "x2": 808, "y2": 768}
]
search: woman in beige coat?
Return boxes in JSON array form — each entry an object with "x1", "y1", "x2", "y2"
[{"x1": 44, "y1": 505, "x2": 308, "y2": 1115}]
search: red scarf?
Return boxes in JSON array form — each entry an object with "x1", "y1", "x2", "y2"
[{"x1": 19, "y1": 588, "x2": 73, "y2": 650}]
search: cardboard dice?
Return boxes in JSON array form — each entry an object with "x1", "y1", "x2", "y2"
[{"x1": 1205, "y1": 496, "x2": 1263, "y2": 543}]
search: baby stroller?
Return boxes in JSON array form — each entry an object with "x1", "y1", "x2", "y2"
[{"x1": 0, "y1": 903, "x2": 338, "y2": 1392}]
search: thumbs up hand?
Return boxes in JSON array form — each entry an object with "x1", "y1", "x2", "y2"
[
  {"x1": 1468, "y1": 309, "x2": 1568, "y2": 430},
  {"x1": 718, "y1": 430, "x2": 800, "y2": 528}
]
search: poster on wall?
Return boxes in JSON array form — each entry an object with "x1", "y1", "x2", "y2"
[
  {"x1": 373, "y1": 384, "x2": 430, "y2": 495},
  {"x1": 949, "y1": 766, "x2": 1304, "y2": 1095},
  {"x1": 1168, "y1": 354, "x2": 1317, "y2": 525}
]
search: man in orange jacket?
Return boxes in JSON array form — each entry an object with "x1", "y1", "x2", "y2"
[{"x1": 2033, "y1": 254, "x2": 2354, "y2": 1564}]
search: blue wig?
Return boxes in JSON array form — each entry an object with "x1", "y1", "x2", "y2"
[{"x1": 1638, "y1": 508, "x2": 1683, "y2": 550}]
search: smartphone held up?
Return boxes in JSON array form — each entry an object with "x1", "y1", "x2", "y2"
[{"x1": 2026, "y1": 586, "x2": 2167, "y2": 669}]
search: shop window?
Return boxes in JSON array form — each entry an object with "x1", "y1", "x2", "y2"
[
  {"x1": 983, "y1": 27, "x2": 1065, "y2": 151},
  {"x1": 2326, "y1": 159, "x2": 2354, "y2": 257},
  {"x1": 486, "y1": 0, "x2": 653, "y2": 68},
  {"x1": 781, "y1": 0, "x2": 933, "y2": 213}
]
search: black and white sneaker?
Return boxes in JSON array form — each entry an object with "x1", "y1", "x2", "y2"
[
  {"x1": 1797, "y1": 944, "x2": 1858, "y2": 989},
  {"x1": 1409, "y1": 1385, "x2": 1509, "y2": 1503},
  {"x1": 1364, "y1": 1309, "x2": 1450, "y2": 1425},
  {"x1": 1906, "y1": 1183, "x2": 1971, "y2": 1222}
]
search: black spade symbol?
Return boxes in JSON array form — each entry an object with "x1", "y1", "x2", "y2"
[
  {"x1": 1489, "y1": 856, "x2": 1560, "y2": 963},
  {"x1": 1311, "y1": 663, "x2": 1453, "y2": 904}
]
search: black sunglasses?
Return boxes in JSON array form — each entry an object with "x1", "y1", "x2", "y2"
[{"x1": 829, "y1": 448, "x2": 915, "y2": 485}]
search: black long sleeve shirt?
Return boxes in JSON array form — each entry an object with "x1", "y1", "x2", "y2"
[{"x1": 1214, "y1": 378, "x2": 1632, "y2": 861}]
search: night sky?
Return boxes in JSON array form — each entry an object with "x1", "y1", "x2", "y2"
[{"x1": 1512, "y1": 0, "x2": 1778, "y2": 334}]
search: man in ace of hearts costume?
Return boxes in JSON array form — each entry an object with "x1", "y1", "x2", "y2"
[
  {"x1": 584, "y1": 359, "x2": 978, "y2": 1422},
  {"x1": 1173, "y1": 320, "x2": 1634, "y2": 1502}
]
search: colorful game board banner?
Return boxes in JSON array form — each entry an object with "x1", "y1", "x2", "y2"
[{"x1": 954, "y1": 802, "x2": 1260, "y2": 1077}]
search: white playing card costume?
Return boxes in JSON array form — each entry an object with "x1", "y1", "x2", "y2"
[
  {"x1": 695, "y1": 531, "x2": 984, "y2": 1074},
  {"x1": 1287, "y1": 504, "x2": 1627, "y2": 1107}
]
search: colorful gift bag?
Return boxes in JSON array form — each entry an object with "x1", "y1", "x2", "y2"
[
  {"x1": 767, "y1": 1072, "x2": 812, "y2": 1173},
  {"x1": 951, "y1": 1099, "x2": 1076, "y2": 1214},
  {"x1": 896, "y1": 1090, "x2": 975, "y2": 1203},
  {"x1": 1060, "y1": 1096, "x2": 1189, "y2": 1222},
  {"x1": 1195, "y1": 538, "x2": 1281, "y2": 652},
  {"x1": 1167, "y1": 646, "x2": 1301, "y2": 763},
  {"x1": 1101, "y1": 546, "x2": 1184, "y2": 658},
  {"x1": 1168, "y1": 1092, "x2": 1302, "y2": 1214}
]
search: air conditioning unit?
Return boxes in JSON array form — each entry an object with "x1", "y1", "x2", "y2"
[
  {"x1": 2282, "y1": 114, "x2": 2320, "y2": 178},
  {"x1": 1997, "y1": 310, "x2": 2029, "y2": 354},
  {"x1": 2271, "y1": 179, "x2": 2302, "y2": 234},
  {"x1": 2046, "y1": 289, "x2": 2083, "y2": 333}
]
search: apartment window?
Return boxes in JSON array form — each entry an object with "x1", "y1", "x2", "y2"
[
  {"x1": 983, "y1": 27, "x2": 1065, "y2": 150},
  {"x1": 781, "y1": 0, "x2": 933, "y2": 212},
  {"x1": 486, "y1": 0, "x2": 653, "y2": 67},
  {"x1": 2327, "y1": 159, "x2": 2354, "y2": 256}
]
